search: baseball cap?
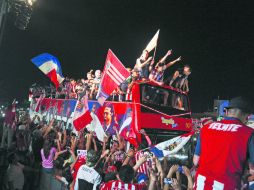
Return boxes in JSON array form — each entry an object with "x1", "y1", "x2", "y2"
[{"x1": 225, "y1": 97, "x2": 253, "y2": 113}]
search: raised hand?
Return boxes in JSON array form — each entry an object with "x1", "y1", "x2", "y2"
[
  {"x1": 176, "y1": 56, "x2": 181, "y2": 62},
  {"x1": 167, "y1": 49, "x2": 172, "y2": 56}
]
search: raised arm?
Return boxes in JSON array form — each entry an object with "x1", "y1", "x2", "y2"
[
  {"x1": 155, "y1": 50, "x2": 172, "y2": 68},
  {"x1": 137, "y1": 57, "x2": 153, "y2": 68},
  {"x1": 43, "y1": 119, "x2": 55, "y2": 139},
  {"x1": 122, "y1": 149, "x2": 135, "y2": 166},
  {"x1": 139, "y1": 129, "x2": 152, "y2": 146},
  {"x1": 183, "y1": 166, "x2": 194, "y2": 190},
  {"x1": 113, "y1": 126, "x2": 125, "y2": 150},
  {"x1": 85, "y1": 133, "x2": 93, "y2": 151},
  {"x1": 165, "y1": 56, "x2": 181, "y2": 69},
  {"x1": 133, "y1": 155, "x2": 147, "y2": 172}
]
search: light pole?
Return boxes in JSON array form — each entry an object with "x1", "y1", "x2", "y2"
[{"x1": 0, "y1": 0, "x2": 8, "y2": 47}]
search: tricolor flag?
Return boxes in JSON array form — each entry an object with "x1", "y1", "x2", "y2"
[
  {"x1": 145, "y1": 29, "x2": 160, "y2": 52},
  {"x1": 73, "y1": 95, "x2": 93, "y2": 131},
  {"x1": 31, "y1": 53, "x2": 65, "y2": 89},
  {"x1": 149, "y1": 132, "x2": 193, "y2": 158},
  {"x1": 96, "y1": 49, "x2": 130, "y2": 105}
]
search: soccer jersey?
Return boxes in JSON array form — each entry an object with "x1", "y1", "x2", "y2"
[
  {"x1": 194, "y1": 118, "x2": 254, "y2": 190},
  {"x1": 135, "y1": 151, "x2": 151, "y2": 177},
  {"x1": 100, "y1": 180, "x2": 146, "y2": 190},
  {"x1": 74, "y1": 164, "x2": 101, "y2": 190}
]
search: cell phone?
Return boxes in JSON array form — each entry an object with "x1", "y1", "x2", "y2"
[
  {"x1": 164, "y1": 178, "x2": 172, "y2": 184},
  {"x1": 178, "y1": 166, "x2": 184, "y2": 173},
  {"x1": 66, "y1": 146, "x2": 70, "y2": 151}
]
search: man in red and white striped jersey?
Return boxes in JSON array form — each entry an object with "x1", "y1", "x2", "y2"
[
  {"x1": 100, "y1": 165, "x2": 147, "y2": 190},
  {"x1": 134, "y1": 129, "x2": 152, "y2": 177}
]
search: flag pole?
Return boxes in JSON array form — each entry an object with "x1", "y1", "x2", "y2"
[{"x1": 152, "y1": 45, "x2": 157, "y2": 62}]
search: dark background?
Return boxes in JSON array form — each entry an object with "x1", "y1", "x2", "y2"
[{"x1": 0, "y1": 0, "x2": 253, "y2": 112}]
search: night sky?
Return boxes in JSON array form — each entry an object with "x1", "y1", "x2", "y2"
[{"x1": 0, "y1": 0, "x2": 254, "y2": 112}]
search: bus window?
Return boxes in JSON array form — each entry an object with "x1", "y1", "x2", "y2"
[{"x1": 141, "y1": 84, "x2": 189, "y2": 113}]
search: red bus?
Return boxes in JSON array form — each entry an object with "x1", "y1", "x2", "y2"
[{"x1": 30, "y1": 81, "x2": 192, "y2": 145}]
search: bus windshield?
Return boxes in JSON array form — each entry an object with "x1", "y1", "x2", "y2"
[{"x1": 140, "y1": 84, "x2": 190, "y2": 117}]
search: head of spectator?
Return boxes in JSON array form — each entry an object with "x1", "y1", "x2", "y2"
[
  {"x1": 104, "y1": 172, "x2": 117, "y2": 182},
  {"x1": 70, "y1": 78, "x2": 76, "y2": 85},
  {"x1": 156, "y1": 62, "x2": 165, "y2": 72},
  {"x1": 225, "y1": 96, "x2": 253, "y2": 123},
  {"x1": 132, "y1": 68, "x2": 141, "y2": 80},
  {"x1": 126, "y1": 67, "x2": 132, "y2": 73},
  {"x1": 8, "y1": 152, "x2": 18, "y2": 165},
  {"x1": 86, "y1": 70, "x2": 94, "y2": 80},
  {"x1": 86, "y1": 149, "x2": 100, "y2": 167},
  {"x1": 43, "y1": 139, "x2": 54, "y2": 158},
  {"x1": 117, "y1": 165, "x2": 135, "y2": 183},
  {"x1": 183, "y1": 64, "x2": 192, "y2": 76},
  {"x1": 140, "y1": 50, "x2": 149, "y2": 62},
  {"x1": 95, "y1": 70, "x2": 101, "y2": 79},
  {"x1": 81, "y1": 78, "x2": 85, "y2": 84},
  {"x1": 112, "y1": 140, "x2": 120, "y2": 150}
]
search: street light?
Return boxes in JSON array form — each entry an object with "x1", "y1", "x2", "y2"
[{"x1": 8, "y1": 0, "x2": 36, "y2": 30}]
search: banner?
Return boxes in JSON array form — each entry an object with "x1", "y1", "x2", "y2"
[
  {"x1": 97, "y1": 49, "x2": 130, "y2": 105},
  {"x1": 150, "y1": 132, "x2": 194, "y2": 158}
]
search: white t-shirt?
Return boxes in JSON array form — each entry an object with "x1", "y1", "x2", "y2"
[{"x1": 74, "y1": 164, "x2": 102, "y2": 190}]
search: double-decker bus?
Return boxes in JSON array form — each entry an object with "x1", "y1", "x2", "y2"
[
  {"x1": 30, "y1": 81, "x2": 193, "y2": 145},
  {"x1": 132, "y1": 81, "x2": 192, "y2": 144}
]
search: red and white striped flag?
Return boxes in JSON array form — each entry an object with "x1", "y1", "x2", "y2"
[{"x1": 96, "y1": 49, "x2": 130, "y2": 105}]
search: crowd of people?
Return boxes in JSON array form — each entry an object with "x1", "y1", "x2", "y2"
[
  {"x1": 0, "y1": 109, "x2": 196, "y2": 190},
  {"x1": 1, "y1": 47, "x2": 254, "y2": 190},
  {"x1": 1, "y1": 96, "x2": 254, "y2": 190},
  {"x1": 30, "y1": 49, "x2": 191, "y2": 102}
]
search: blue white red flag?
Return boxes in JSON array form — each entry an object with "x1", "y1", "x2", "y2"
[
  {"x1": 73, "y1": 95, "x2": 93, "y2": 131},
  {"x1": 31, "y1": 53, "x2": 65, "y2": 89},
  {"x1": 150, "y1": 132, "x2": 194, "y2": 158},
  {"x1": 96, "y1": 49, "x2": 130, "y2": 105}
]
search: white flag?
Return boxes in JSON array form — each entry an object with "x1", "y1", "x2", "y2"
[
  {"x1": 86, "y1": 112, "x2": 106, "y2": 142},
  {"x1": 145, "y1": 29, "x2": 160, "y2": 52}
]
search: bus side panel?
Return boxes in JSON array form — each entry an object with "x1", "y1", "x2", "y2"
[{"x1": 140, "y1": 113, "x2": 193, "y2": 132}]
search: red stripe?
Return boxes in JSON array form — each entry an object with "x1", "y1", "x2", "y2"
[
  {"x1": 46, "y1": 69, "x2": 59, "y2": 88},
  {"x1": 73, "y1": 111, "x2": 92, "y2": 131}
]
